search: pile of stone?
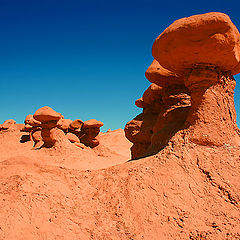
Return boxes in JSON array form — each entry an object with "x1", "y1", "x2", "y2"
[
  {"x1": 21, "y1": 106, "x2": 104, "y2": 149},
  {"x1": 125, "y1": 12, "x2": 240, "y2": 159}
]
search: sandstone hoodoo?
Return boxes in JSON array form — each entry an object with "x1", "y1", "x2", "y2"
[
  {"x1": 126, "y1": 11, "x2": 240, "y2": 159},
  {"x1": 81, "y1": 119, "x2": 104, "y2": 148},
  {"x1": 33, "y1": 106, "x2": 64, "y2": 148},
  {"x1": 152, "y1": 12, "x2": 240, "y2": 147},
  {"x1": 1, "y1": 12, "x2": 240, "y2": 240},
  {"x1": 152, "y1": 12, "x2": 240, "y2": 75}
]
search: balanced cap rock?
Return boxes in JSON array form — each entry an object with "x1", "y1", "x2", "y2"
[
  {"x1": 81, "y1": 119, "x2": 104, "y2": 148},
  {"x1": 152, "y1": 12, "x2": 240, "y2": 75},
  {"x1": 33, "y1": 106, "x2": 62, "y2": 123}
]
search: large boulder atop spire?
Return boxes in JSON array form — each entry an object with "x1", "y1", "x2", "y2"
[
  {"x1": 33, "y1": 106, "x2": 62, "y2": 123},
  {"x1": 152, "y1": 12, "x2": 240, "y2": 75}
]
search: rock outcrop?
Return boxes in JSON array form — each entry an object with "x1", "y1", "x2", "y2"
[
  {"x1": 23, "y1": 114, "x2": 42, "y2": 148},
  {"x1": 33, "y1": 106, "x2": 64, "y2": 148},
  {"x1": 125, "y1": 11, "x2": 240, "y2": 160},
  {"x1": 81, "y1": 119, "x2": 104, "y2": 148},
  {"x1": 152, "y1": 12, "x2": 240, "y2": 75},
  {"x1": 1, "y1": 119, "x2": 16, "y2": 131}
]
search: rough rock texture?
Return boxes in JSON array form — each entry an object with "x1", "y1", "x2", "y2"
[
  {"x1": 0, "y1": 12, "x2": 240, "y2": 240},
  {"x1": 57, "y1": 119, "x2": 73, "y2": 132},
  {"x1": 33, "y1": 106, "x2": 62, "y2": 123},
  {"x1": 125, "y1": 81, "x2": 190, "y2": 159},
  {"x1": 66, "y1": 132, "x2": 80, "y2": 143},
  {"x1": 1, "y1": 119, "x2": 16, "y2": 131},
  {"x1": 184, "y1": 64, "x2": 240, "y2": 146},
  {"x1": 33, "y1": 106, "x2": 65, "y2": 148},
  {"x1": 152, "y1": 12, "x2": 240, "y2": 75},
  {"x1": 80, "y1": 119, "x2": 104, "y2": 148},
  {"x1": 0, "y1": 129, "x2": 239, "y2": 240},
  {"x1": 145, "y1": 59, "x2": 183, "y2": 87},
  {"x1": 69, "y1": 119, "x2": 84, "y2": 131}
]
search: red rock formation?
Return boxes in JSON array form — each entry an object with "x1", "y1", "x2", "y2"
[
  {"x1": 57, "y1": 118, "x2": 73, "y2": 132},
  {"x1": 145, "y1": 59, "x2": 182, "y2": 87},
  {"x1": 152, "y1": 12, "x2": 240, "y2": 75},
  {"x1": 33, "y1": 106, "x2": 63, "y2": 148},
  {"x1": 81, "y1": 119, "x2": 104, "y2": 148},
  {"x1": 125, "y1": 80, "x2": 190, "y2": 159},
  {"x1": 23, "y1": 114, "x2": 42, "y2": 148},
  {"x1": 184, "y1": 65, "x2": 240, "y2": 146},
  {"x1": 1, "y1": 119, "x2": 16, "y2": 131},
  {"x1": 127, "y1": 12, "x2": 240, "y2": 160}
]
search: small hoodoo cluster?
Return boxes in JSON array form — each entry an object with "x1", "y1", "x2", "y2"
[
  {"x1": 125, "y1": 12, "x2": 240, "y2": 159},
  {"x1": 0, "y1": 106, "x2": 104, "y2": 149}
]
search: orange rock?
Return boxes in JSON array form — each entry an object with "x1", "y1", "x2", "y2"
[
  {"x1": 57, "y1": 119, "x2": 73, "y2": 132},
  {"x1": 152, "y1": 12, "x2": 240, "y2": 75},
  {"x1": 25, "y1": 114, "x2": 41, "y2": 127},
  {"x1": 142, "y1": 84, "x2": 163, "y2": 105},
  {"x1": 81, "y1": 119, "x2": 103, "y2": 148},
  {"x1": 184, "y1": 66, "x2": 240, "y2": 146},
  {"x1": 82, "y1": 119, "x2": 104, "y2": 128},
  {"x1": 33, "y1": 106, "x2": 62, "y2": 123},
  {"x1": 66, "y1": 133, "x2": 80, "y2": 143},
  {"x1": 2, "y1": 119, "x2": 16, "y2": 130},
  {"x1": 69, "y1": 119, "x2": 84, "y2": 131},
  {"x1": 145, "y1": 59, "x2": 183, "y2": 87},
  {"x1": 135, "y1": 98, "x2": 148, "y2": 108},
  {"x1": 31, "y1": 129, "x2": 43, "y2": 148}
]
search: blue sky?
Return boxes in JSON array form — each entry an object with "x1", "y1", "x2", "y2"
[{"x1": 1, "y1": 0, "x2": 240, "y2": 131}]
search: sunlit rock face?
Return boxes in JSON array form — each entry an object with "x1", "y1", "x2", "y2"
[{"x1": 125, "y1": 11, "x2": 240, "y2": 159}]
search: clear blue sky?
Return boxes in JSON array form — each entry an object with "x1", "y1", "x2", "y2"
[{"x1": 1, "y1": 0, "x2": 240, "y2": 131}]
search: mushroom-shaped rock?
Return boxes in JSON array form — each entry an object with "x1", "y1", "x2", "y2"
[
  {"x1": 81, "y1": 119, "x2": 104, "y2": 148},
  {"x1": 33, "y1": 106, "x2": 62, "y2": 148},
  {"x1": 33, "y1": 106, "x2": 62, "y2": 123},
  {"x1": 145, "y1": 59, "x2": 183, "y2": 87},
  {"x1": 152, "y1": 12, "x2": 240, "y2": 75},
  {"x1": 2, "y1": 119, "x2": 16, "y2": 130},
  {"x1": 57, "y1": 119, "x2": 73, "y2": 132}
]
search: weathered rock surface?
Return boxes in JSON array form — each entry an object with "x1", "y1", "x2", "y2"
[
  {"x1": 0, "y1": 11, "x2": 240, "y2": 240},
  {"x1": 33, "y1": 106, "x2": 62, "y2": 123},
  {"x1": 57, "y1": 118, "x2": 72, "y2": 132},
  {"x1": 152, "y1": 12, "x2": 240, "y2": 75},
  {"x1": 1, "y1": 119, "x2": 16, "y2": 131},
  {"x1": 145, "y1": 59, "x2": 183, "y2": 87},
  {"x1": 33, "y1": 106, "x2": 64, "y2": 148},
  {"x1": 81, "y1": 119, "x2": 104, "y2": 148}
]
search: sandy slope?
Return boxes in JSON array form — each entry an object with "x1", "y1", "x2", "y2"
[
  {"x1": 0, "y1": 129, "x2": 239, "y2": 239},
  {"x1": 0, "y1": 129, "x2": 132, "y2": 171}
]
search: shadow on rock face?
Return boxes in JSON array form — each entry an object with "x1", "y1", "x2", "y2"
[{"x1": 20, "y1": 134, "x2": 31, "y2": 143}]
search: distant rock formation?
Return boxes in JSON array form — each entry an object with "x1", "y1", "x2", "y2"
[
  {"x1": 10, "y1": 106, "x2": 105, "y2": 149},
  {"x1": 81, "y1": 119, "x2": 104, "y2": 148},
  {"x1": 125, "y1": 12, "x2": 240, "y2": 159}
]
